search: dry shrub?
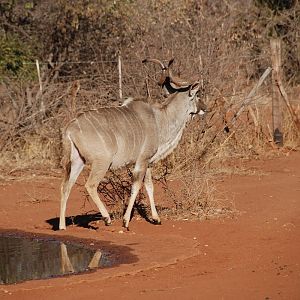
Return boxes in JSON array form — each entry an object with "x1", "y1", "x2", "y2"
[
  {"x1": 96, "y1": 168, "x2": 143, "y2": 220},
  {"x1": 159, "y1": 172, "x2": 235, "y2": 221},
  {"x1": 282, "y1": 110, "x2": 300, "y2": 149}
]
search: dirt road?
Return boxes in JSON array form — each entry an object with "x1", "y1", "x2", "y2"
[{"x1": 0, "y1": 152, "x2": 299, "y2": 299}]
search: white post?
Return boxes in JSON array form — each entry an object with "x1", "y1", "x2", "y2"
[
  {"x1": 35, "y1": 59, "x2": 45, "y2": 114},
  {"x1": 36, "y1": 59, "x2": 42, "y2": 92},
  {"x1": 118, "y1": 53, "x2": 123, "y2": 101}
]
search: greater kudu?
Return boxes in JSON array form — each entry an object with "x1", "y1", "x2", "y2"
[{"x1": 59, "y1": 59, "x2": 207, "y2": 230}]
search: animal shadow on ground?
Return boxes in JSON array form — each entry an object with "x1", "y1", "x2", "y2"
[
  {"x1": 46, "y1": 203, "x2": 163, "y2": 231},
  {"x1": 46, "y1": 213, "x2": 103, "y2": 231},
  {"x1": 133, "y1": 202, "x2": 163, "y2": 225}
]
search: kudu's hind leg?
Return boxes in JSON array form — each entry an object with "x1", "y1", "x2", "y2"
[
  {"x1": 144, "y1": 168, "x2": 161, "y2": 224},
  {"x1": 123, "y1": 161, "x2": 147, "y2": 229},
  {"x1": 85, "y1": 161, "x2": 112, "y2": 226},
  {"x1": 60, "y1": 144, "x2": 84, "y2": 230}
]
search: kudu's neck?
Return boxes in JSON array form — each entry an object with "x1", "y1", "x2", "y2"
[{"x1": 150, "y1": 91, "x2": 193, "y2": 163}]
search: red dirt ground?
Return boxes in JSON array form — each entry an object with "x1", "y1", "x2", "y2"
[{"x1": 0, "y1": 152, "x2": 300, "y2": 299}]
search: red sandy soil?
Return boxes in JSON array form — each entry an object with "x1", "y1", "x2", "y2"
[{"x1": 0, "y1": 152, "x2": 299, "y2": 300}]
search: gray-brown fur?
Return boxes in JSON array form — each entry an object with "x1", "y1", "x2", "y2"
[{"x1": 66, "y1": 101, "x2": 158, "y2": 168}]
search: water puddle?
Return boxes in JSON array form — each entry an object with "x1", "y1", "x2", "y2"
[{"x1": 0, "y1": 232, "x2": 113, "y2": 284}]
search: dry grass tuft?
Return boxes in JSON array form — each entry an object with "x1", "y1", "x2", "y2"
[{"x1": 159, "y1": 172, "x2": 236, "y2": 221}]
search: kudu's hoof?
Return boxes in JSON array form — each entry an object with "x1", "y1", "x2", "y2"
[
  {"x1": 122, "y1": 219, "x2": 130, "y2": 231},
  {"x1": 104, "y1": 217, "x2": 112, "y2": 226},
  {"x1": 152, "y1": 219, "x2": 162, "y2": 225},
  {"x1": 59, "y1": 223, "x2": 66, "y2": 230}
]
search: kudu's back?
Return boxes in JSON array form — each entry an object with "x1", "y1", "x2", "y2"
[{"x1": 64, "y1": 100, "x2": 159, "y2": 169}]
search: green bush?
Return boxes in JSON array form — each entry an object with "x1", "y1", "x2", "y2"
[{"x1": 0, "y1": 34, "x2": 36, "y2": 80}]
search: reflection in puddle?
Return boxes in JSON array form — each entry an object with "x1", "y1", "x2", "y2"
[{"x1": 0, "y1": 234, "x2": 111, "y2": 284}]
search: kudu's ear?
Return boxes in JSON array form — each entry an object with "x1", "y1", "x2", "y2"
[
  {"x1": 188, "y1": 81, "x2": 200, "y2": 97},
  {"x1": 168, "y1": 58, "x2": 175, "y2": 68}
]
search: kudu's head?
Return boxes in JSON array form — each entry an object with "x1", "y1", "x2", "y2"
[
  {"x1": 186, "y1": 81, "x2": 208, "y2": 117},
  {"x1": 143, "y1": 57, "x2": 208, "y2": 116}
]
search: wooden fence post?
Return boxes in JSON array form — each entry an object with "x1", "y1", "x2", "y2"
[{"x1": 270, "y1": 38, "x2": 283, "y2": 146}]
